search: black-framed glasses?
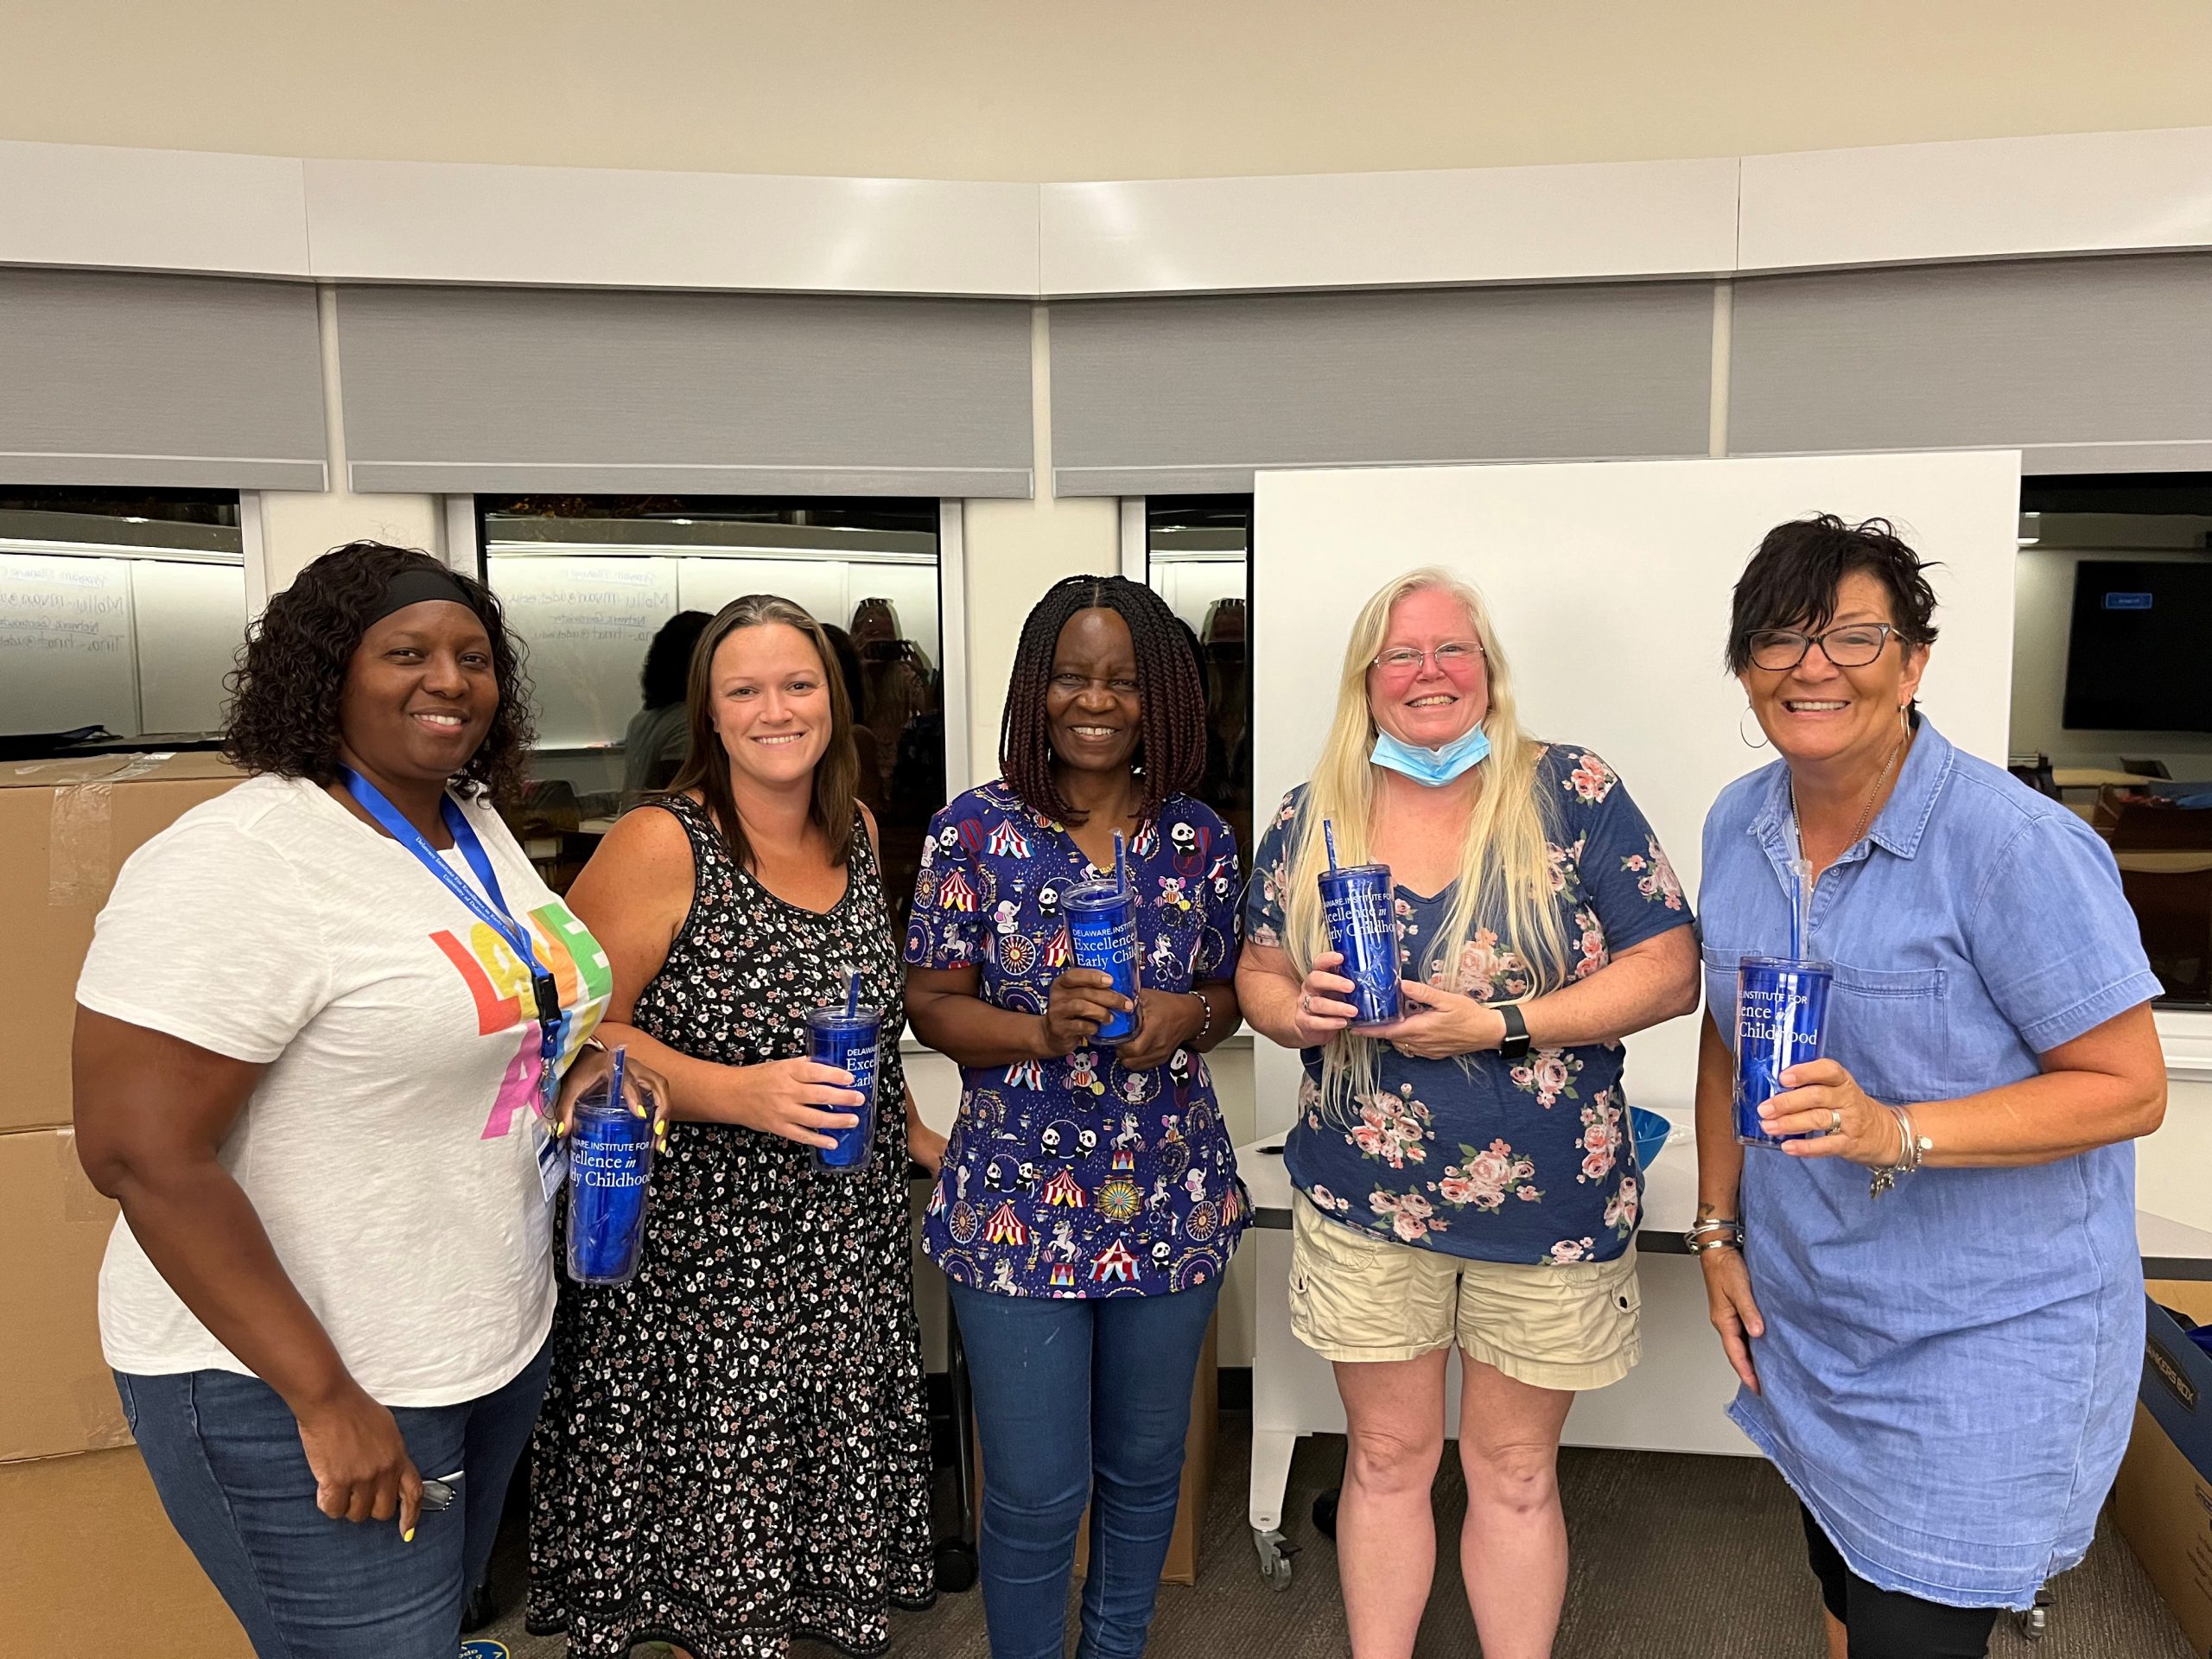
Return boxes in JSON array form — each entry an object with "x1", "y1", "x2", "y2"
[{"x1": 1743, "y1": 623, "x2": 1899, "y2": 672}]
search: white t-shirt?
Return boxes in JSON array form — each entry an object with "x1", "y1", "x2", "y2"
[{"x1": 79, "y1": 772, "x2": 610, "y2": 1406}]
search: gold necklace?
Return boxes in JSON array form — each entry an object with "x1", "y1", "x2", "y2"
[{"x1": 1791, "y1": 726, "x2": 1911, "y2": 871}]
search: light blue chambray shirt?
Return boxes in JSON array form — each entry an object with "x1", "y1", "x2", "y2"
[{"x1": 1700, "y1": 719, "x2": 2164, "y2": 1610}]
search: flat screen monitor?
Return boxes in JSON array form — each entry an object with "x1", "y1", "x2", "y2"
[{"x1": 2063, "y1": 559, "x2": 2212, "y2": 734}]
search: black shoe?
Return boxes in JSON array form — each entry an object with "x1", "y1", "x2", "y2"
[{"x1": 461, "y1": 1580, "x2": 499, "y2": 1634}]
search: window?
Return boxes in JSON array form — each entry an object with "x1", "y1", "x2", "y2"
[
  {"x1": 0, "y1": 487, "x2": 245, "y2": 755},
  {"x1": 1145, "y1": 495, "x2": 1253, "y2": 872},
  {"x1": 2011, "y1": 474, "x2": 2212, "y2": 1007},
  {"x1": 477, "y1": 496, "x2": 947, "y2": 918}
]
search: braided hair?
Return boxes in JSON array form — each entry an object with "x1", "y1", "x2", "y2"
[{"x1": 1001, "y1": 575, "x2": 1206, "y2": 826}]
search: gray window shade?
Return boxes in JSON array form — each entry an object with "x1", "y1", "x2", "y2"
[
  {"x1": 335, "y1": 286, "x2": 1033, "y2": 497},
  {"x1": 1049, "y1": 283, "x2": 1716, "y2": 496},
  {"x1": 1729, "y1": 254, "x2": 2212, "y2": 471},
  {"x1": 0, "y1": 269, "x2": 326, "y2": 489}
]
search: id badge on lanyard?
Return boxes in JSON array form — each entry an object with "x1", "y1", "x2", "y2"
[{"x1": 340, "y1": 769, "x2": 569, "y2": 1139}]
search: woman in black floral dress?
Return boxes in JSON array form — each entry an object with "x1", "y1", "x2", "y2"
[{"x1": 528, "y1": 594, "x2": 943, "y2": 1658}]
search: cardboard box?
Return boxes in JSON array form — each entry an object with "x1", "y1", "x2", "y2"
[
  {"x1": 0, "y1": 1446, "x2": 250, "y2": 1659},
  {"x1": 975, "y1": 1310, "x2": 1219, "y2": 1586},
  {"x1": 1078, "y1": 1310, "x2": 1218, "y2": 1586},
  {"x1": 2113, "y1": 1280, "x2": 2212, "y2": 1659},
  {"x1": 0, "y1": 1126, "x2": 128, "y2": 1461},
  {"x1": 3, "y1": 751, "x2": 243, "y2": 1134}
]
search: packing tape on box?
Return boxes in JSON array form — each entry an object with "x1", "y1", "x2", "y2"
[
  {"x1": 52, "y1": 1128, "x2": 114, "y2": 1226},
  {"x1": 48, "y1": 753, "x2": 174, "y2": 908},
  {"x1": 78, "y1": 1373, "x2": 133, "y2": 1450}
]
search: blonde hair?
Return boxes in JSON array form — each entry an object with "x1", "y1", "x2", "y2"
[{"x1": 1280, "y1": 567, "x2": 1568, "y2": 1113}]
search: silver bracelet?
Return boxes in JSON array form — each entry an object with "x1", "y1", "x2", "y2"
[
  {"x1": 1190, "y1": 990, "x2": 1215, "y2": 1046},
  {"x1": 1684, "y1": 1217, "x2": 1745, "y2": 1254},
  {"x1": 1869, "y1": 1104, "x2": 1931, "y2": 1198}
]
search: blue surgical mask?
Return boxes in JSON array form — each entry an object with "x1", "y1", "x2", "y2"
[{"x1": 1370, "y1": 722, "x2": 1491, "y2": 787}]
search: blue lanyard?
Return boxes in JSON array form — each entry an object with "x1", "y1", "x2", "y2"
[{"x1": 341, "y1": 768, "x2": 564, "y2": 1109}]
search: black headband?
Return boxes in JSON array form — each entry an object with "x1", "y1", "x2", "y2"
[{"x1": 365, "y1": 567, "x2": 484, "y2": 628}]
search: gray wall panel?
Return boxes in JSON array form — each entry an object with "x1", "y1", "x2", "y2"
[
  {"x1": 0, "y1": 269, "x2": 326, "y2": 489},
  {"x1": 336, "y1": 285, "x2": 1033, "y2": 497},
  {"x1": 1729, "y1": 254, "x2": 2212, "y2": 461},
  {"x1": 1049, "y1": 283, "x2": 1716, "y2": 495}
]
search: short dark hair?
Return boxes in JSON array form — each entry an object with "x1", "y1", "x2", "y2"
[
  {"x1": 1001, "y1": 575, "x2": 1206, "y2": 826},
  {"x1": 639, "y1": 611, "x2": 712, "y2": 709},
  {"x1": 223, "y1": 541, "x2": 533, "y2": 804},
  {"x1": 1726, "y1": 515, "x2": 1942, "y2": 675}
]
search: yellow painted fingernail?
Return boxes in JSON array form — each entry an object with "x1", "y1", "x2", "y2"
[{"x1": 402, "y1": 1528, "x2": 415, "y2": 1543}]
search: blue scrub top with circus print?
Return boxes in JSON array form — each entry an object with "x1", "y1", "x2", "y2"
[
  {"x1": 1246, "y1": 747, "x2": 1694, "y2": 1267},
  {"x1": 906, "y1": 782, "x2": 1249, "y2": 1298}
]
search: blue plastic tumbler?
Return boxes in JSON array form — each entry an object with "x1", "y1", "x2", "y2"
[
  {"x1": 809, "y1": 1006, "x2": 883, "y2": 1173},
  {"x1": 1734, "y1": 956, "x2": 1834, "y2": 1147},
  {"x1": 1319, "y1": 862, "x2": 1401, "y2": 1028},
  {"x1": 565, "y1": 1071, "x2": 654, "y2": 1286},
  {"x1": 1063, "y1": 879, "x2": 1141, "y2": 1045}
]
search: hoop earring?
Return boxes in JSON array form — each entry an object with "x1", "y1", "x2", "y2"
[{"x1": 1738, "y1": 709, "x2": 1770, "y2": 750}]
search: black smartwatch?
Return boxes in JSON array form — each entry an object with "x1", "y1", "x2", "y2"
[{"x1": 1497, "y1": 1001, "x2": 1532, "y2": 1061}]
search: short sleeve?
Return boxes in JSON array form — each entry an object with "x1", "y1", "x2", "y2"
[
  {"x1": 1241, "y1": 789, "x2": 1304, "y2": 950},
  {"x1": 1192, "y1": 811, "x2": 1243, "y2": 980},
  {"x1": 904, "y1": 798, "x2": 988, "y2": 969},
  {"x1": 1966, "y1": 811, "x2": 2163, "y2": 1052},
  {"x1": 1555, "y1": 749, "x2": 1694, "y2": 962},
  {"x1": 76, "y1": 812, "x2": 331, "y2": 1063}
]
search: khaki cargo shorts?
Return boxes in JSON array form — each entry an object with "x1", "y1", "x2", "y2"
[{"x1": 1287, "y1": 1192, "x2": 1641, "y2": 1391}]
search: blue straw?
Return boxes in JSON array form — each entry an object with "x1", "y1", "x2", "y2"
[
  {"x1": 844, "y1": 967, "x2": 861, "y2": 1020},
  {"x1": 1323, "y1": 817, "x2": 1339, "y2": 872},
  {"x1": 607, "y1": 1044, "x2": 629, "y2": 1116},
  {"x1": 1113, "y1": 830, "x2": 1128, "y2": 894},
  {"x1": 1787, "y1": 857, "x2": 1810, "y2": 960}
]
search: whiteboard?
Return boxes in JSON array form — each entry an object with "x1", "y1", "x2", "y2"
[
  {"x1": 493, "y1": 556, "x2": 680, "y2": 750},
  {"x1": 133, "y1": 560, "x2": 247, "y2": 734},
  {"x1": 0, "y1": 553, "x2": 137, "y2": 737},
  {"x1": 1250, "y1": 451, "x2": 2023, "y2": 1137}
]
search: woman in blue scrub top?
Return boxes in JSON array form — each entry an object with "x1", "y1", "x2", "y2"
[{"x1": 1694, "y1": 516, "x2": 2169, "y2": 1659}]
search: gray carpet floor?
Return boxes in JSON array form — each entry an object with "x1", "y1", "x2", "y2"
[{"x1": 480, "y1": 1413, "x2": 2193, "y2": 1657}]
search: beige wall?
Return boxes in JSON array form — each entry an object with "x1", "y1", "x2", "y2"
[{"x1": 6, "y1": 1, "x2": 2208, "y2": 182}]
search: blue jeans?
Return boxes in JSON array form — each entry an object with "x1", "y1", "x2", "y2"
[
  {"x1": 949, "y1": 1277, "x2": 1220, "y2": 1659},
  {"x1": 116, "y1": 1341, "x2": 550, "y2": 1659}
]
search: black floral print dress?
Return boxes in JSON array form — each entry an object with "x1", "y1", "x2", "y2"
[{"x1": 527, "y1": 798, "x2": 935, "y2": 1658}]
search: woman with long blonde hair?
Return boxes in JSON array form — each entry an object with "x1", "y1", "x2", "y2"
[{"x1": 1238, "y1": 568, "x2": 1697, "y2": 1659}]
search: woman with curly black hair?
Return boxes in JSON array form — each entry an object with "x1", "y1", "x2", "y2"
[
  {"x1": 904, "y1": 575, "x2": 1245, "y2": 1659},
  {"x1": 72, "y1": 540, "x2": 664, "y2": 1659}
]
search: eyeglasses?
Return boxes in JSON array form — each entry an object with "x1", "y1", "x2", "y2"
[
  {"x1": 1370, "y1": 641, "x2": 1485, "y2": 677},
  {"x1": 1743, "y1": 623, "x2": 1899, "y2": 672}
]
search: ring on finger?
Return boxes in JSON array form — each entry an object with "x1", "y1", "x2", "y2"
[{"x1": 1828, "y1": 1108, "x2": 1842, "y2": 1134}]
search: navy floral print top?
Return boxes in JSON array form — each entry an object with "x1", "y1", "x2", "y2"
[
  {"x1": 1246, "y1": 747, "x2": 1693, "y2": 1266},
  {"x1": 906, "y1": 782, "x2": 1248, "y2": 1298}
]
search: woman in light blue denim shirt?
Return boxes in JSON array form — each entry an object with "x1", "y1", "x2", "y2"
[{"x1": 1694, "y1": 516, "x2": 2168, "y2": 1659}]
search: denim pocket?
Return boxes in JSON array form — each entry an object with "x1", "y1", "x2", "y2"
[
  {"x1": 1823, "y1": 962, "x2": 1951, "y2": 1101},
  {"x1": 113, "y1": 1373, "x2": 139, "y2": 1434}
]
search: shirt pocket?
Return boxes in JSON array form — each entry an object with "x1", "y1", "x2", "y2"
[{"x1": 1821, "y1": 962, "x2": 1953, "y2": 1104}]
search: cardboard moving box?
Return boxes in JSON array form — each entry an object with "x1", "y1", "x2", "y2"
[
  {"x1": 0, "y1": 1446, "x2": 250, "y2": 1659},
  {"x1": 0, "y1": 1126, "x2": 128, "y2": 1461},
  {"x1": 2113, "y1": 1280, "x2": 2212, "y2": 1659},
  {"x1": 5, "y1": 750, "x2": 243, "y2": 1134},
  {"x1": 975, "y1": 1312, "x2": 1219, "y2": 1587}
]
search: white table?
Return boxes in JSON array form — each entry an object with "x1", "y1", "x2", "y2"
[{"x1": 1234, "y1": 1133, "x2": 2212, "y2": 1588}]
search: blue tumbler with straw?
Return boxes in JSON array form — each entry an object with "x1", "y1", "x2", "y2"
[
  {"x1": 1316, "y1": 817, "x2": 1401, "y2": 1029},
  {"x1": 565, "y1": 1047, "x2": 655, "y2": 1286},
  {"x1": 1734, "y1": 855, "x2": 1831, "y2": 1147},
  {"x1": 810, "y1": 969, "x2": 883, "y2": 1173},
  {"x1": 1064, "y1": 830, "x2": 1142, "y2": 1045}
]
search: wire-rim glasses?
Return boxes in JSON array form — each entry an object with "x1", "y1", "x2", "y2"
[
  {"x1": 1744, "y1": 623, "x2": 1899, "y2": 672},
  {"x1": 1371, "y1": 640, "x2": 1485, "y2": 677}
]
